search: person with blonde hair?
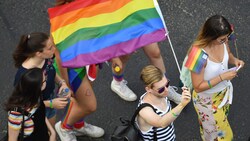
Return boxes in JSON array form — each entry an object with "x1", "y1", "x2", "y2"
[
  {"x1": 188, "y1": 15, "x2": 245, "y2": 140},
  {"x1": 136, "y1": 65, "x2": 191, "y2": 140}
]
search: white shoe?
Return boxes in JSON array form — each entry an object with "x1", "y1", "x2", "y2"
[
  {"x1": 74, "y1": 122, "x2": 104, "y2": 138},
  {"x1": 55, "y1": 121, "x2": 77, "y2": 141},
  {"x1": 111, "y1": 79, "x2": 137, "y2": 101},
  {"x1": 167, "y1": 86, "x2": 182, "y2": 104}
]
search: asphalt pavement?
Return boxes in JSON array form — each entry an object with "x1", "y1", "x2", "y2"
[{"x1": 0, "y1": 0, "x2": 249, "y2": 141}]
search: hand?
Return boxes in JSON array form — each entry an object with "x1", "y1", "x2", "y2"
[
  {"x1": 221, "y1": 70, "x2": 237, "y2": 81},
  {"x1": 180, "y1": 87, "x2": 191, "y2": 107},
  {"x1": 52, "y1": 97, "x2": 68, "y2": 109},
  {"x1": 58, "y1": 83, "x2": 72, "y2": 98},
  {"x1": 234, "y1": 58, "x2": 245, "y2": 68}
]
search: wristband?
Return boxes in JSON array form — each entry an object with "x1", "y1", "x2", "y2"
[
  {"x1": 207, "y1": 80, "x2": 213, "y2": 88},
  {"x1": 171, "y1": 112, "x2": 179, "y2": 117},
  {"x1": 50, "y1": 99, "x2": 53, "y2": 108},
  {"x1": 219, "y1": 75, "x2": 223, "y2": 81}
]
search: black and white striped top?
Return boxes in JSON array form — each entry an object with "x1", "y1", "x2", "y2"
[{"x1": 136, "y1": 93, "x2": 176, "y2": 141}]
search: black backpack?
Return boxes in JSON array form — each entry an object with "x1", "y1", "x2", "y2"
[{"x1": 111, "y1": 103, "x2": 157, "y2": 141}]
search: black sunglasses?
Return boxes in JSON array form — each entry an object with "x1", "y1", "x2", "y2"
[
  {"x1": 155, "y1": 80, "x2": 170, "y2": 94},
  {"x1": 218, "y1": 33, "x2": 232, "y2": 44}
]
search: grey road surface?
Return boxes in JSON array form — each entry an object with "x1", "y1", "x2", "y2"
[{"x1": 0, "y1": 0, "x2": 249, "y2": 141}]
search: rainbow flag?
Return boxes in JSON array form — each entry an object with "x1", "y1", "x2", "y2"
[
  {"x1": 48, "y1": 0, "x2": 167, "y2": 68},
  {"x1": 185, "y1": 46, "x2": 208, "y2": 73}
]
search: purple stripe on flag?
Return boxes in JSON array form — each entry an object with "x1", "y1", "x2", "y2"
[{"x1": 62, "y1": 29, "x2": 166, "y2": 68}]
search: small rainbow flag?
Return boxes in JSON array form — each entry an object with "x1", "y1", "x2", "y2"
[
  {"x1": 48, "y1": 0, "x2": 166, "y2": 68},
  {"x1": 185, "y1": 46, "x2": 208, "y2": 73}
]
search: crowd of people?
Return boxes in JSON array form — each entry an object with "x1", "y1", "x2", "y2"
[{"x1": 4, "y1": 0, "x2": 245, "y2": 141}]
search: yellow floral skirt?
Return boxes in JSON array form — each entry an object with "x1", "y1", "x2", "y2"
[{"x1": 192, "y1": 88, "x2": 233, "y2": 141}]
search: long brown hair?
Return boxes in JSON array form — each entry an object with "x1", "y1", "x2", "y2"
[
  {"x1": 5, "y1": 68, "x2": 43, "y2": 111},
  {"x1": 188, "y1": 15, "x2": 232, "y2": 53}
]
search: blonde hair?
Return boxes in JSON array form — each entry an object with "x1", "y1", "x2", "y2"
[{"x1": 140, "y1": 65, "x2": 163, "y2": 88}]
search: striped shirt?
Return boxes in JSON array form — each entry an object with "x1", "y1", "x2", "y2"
[
  {"x1": 8, "y1": 107, "x2": 37, "y2": 137},
  {"x1": 137, "y1": 93, "x2": 176, "y2": 141}
]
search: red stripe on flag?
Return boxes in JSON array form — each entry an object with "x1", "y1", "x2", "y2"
[
  {"x1": 185, "y1": 46, "x2": 199, "y2": 68},
  {"x1": 48, "y1": 0, "x2": 110, "y2": 19}
]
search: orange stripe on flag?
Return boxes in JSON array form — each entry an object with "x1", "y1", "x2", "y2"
[
  {"x1": 50, "y1": 0, "x2": 131, "y2": 32},
  {"x1": 185, "y1": 46, "x2": 198, "y2": 68}
]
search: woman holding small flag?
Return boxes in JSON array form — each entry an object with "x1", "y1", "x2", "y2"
[{"x1": 186, "y1": 15, "x2": 244, "y2": 140}]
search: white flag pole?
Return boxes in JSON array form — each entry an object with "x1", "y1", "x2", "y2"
[{"x1": 153, "y1": 0, "x2": 181, "y2": 74}]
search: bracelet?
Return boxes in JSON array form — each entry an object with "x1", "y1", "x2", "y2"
[
  {"x1": 219, "y1": 75, "x2": 223, "y2": 81},
  {"x1": 171, "y1": 112, "x2": 179, "y2": 117},
  {"x1": 50, "y1": 99, "x2": 53, "y2": 108},
  {"x1": 58, "y1": 79, "x2": 66, "y2": 87},
  {"x1": 207, "y1": 80, "x2": 213, "y2": 88}
]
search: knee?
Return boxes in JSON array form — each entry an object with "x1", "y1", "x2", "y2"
[
  {"x1": 148, "y1": 49, "x2": 161, "y2": 59},
  {"x1": 84, "y1": 103, "x2": 97, "y2": 114}
]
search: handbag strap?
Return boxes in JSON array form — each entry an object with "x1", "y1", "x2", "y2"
[
  {"x1": 19, "y1": 108, "x2": 25, "y2": 141},
  {"x1": 9, "y1": 107, "x2": 28, "y2": 141},
  {"x1": 131, "y1": 103, "x2": 157, "y2": 141}
]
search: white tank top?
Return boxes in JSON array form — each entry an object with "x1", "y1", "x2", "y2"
[{"x1": 200, "y1": 43, "x2": 231, "y2": 94}]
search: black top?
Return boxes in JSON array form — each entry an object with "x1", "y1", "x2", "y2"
[
  {"x1": 14, "y1": 58, "x2": 56, "y2": 100},
  {"x1": 24, "y1": 99, "x2": 49, "y2": 141}
]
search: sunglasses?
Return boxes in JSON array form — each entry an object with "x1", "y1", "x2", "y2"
[
  {"x1": 218, "y1": 33, "x2": 232, "y2": 44},
  {"x1": 154, "y1": 80, "x2": 170, "y2": 94}
]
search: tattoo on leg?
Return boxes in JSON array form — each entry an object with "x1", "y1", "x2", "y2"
[{"x1": 85, "y1": 89, "x2": 91, "y2": 96}]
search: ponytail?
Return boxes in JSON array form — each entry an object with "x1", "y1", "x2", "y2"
[{"x1": 12, "y1": 32, "x2": 49, "y2": 68}]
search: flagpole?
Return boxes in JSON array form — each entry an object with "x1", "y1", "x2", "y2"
[
  {"x1": 153, "y1": 0, "x2": 181, "y2": 74},
  {"x1": 166, "y1": 34, "x2": 181, "y2": 74}
]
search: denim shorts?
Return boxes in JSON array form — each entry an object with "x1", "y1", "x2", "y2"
[{"x1": 46, "y1": 107, "x2": 56, "y2": 119}]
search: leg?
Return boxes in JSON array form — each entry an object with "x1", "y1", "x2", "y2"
[
  {"x1": 47, "y1": 115, "x2": 56, "y2": 127},
  {"x1": 110, "y1": 55, "x2": 137, "y2": 101},
  {"x1": 56, "y1": 75, "x2": 104, "y2": 140},
  {"x1": 143, "y1": 42, "x2": 166, "y2": 73}
]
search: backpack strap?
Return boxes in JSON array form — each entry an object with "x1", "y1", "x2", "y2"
[
  {"x1": 10, "y1": 107, "x2": 31, "y2": 117},
  {"x1": 131, "y1": 103, "x2": 157, "y2": 141},
  {"x1": 131, "y1": 103, "x2": 155, "y2": 122},
  {"x1": 9, "y1": 107, "x2": 26, "y2": 141},
  {"x1": 10, "y1": 107, "x2": 37, "y2": 141}
]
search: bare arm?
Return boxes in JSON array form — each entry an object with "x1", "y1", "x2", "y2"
[
  {"x1": 226, "y1": 44, "x2": 245, "y2": 67},
  {"x1": 54, "y1": 48, "x2": 70, "y2": 86},
  {"x1": 45, "y1": 117, "x2": 56, "y2": 141},
  {"x1": 139, "y1": 88, "x2": 191, "y2": 128},
  {"x1": 8, "y1": 126, "x2": 19, "y2": 141},
  {"x1": 54, "y1": 48, "x2": 72, "y2": 97}
]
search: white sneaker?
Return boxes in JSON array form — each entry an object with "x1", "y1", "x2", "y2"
[
  {"x1": 74, "y1": 122, "x2": 104, "y2": 138},
  {"x1": 55, "y1": 121, "x2": 77, "y2": 141},
  {"x1": 167, "y1": 86, "x2": 182, "y2": 104},
  {"x1": 111, "y1": 79, "x2": 137, "y2": 101}
]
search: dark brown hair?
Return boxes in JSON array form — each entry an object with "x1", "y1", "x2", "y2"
[{"x1": 12, "y1": 32, "x2": 49, "y2": 68}]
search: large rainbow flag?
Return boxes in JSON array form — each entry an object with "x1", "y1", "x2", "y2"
[
  {"x1": 48, "y1": 0, "x2": 167, "y2": 68},
  {"x1": 185, "y1": 46, "x2": 208, "y2": 73}
]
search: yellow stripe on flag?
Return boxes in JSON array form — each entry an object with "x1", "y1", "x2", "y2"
[
  {"x1": 190, "y1": 49, "x2": 201, "y2": 70},
  {"x1": 52, "y1": 0, "x2": 155, "y2": 44}
]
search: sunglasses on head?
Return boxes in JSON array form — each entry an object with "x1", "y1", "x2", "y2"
[{"x1": 155, "y1": 80, "x2": 170, "y2": 94}]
